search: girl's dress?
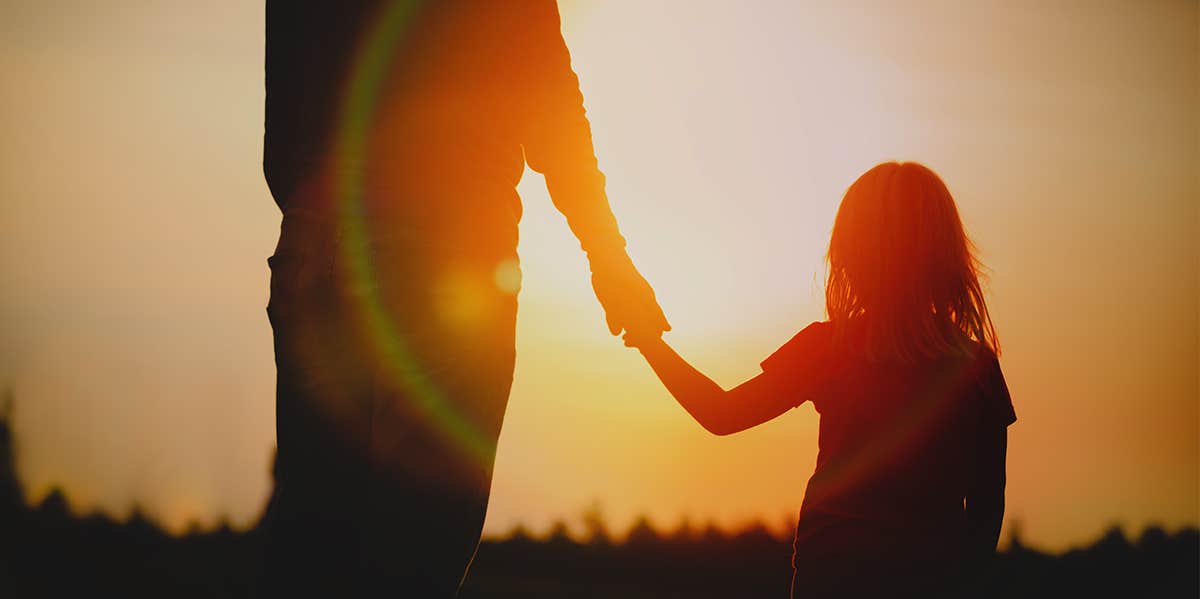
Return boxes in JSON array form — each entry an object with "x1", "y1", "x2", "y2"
[{"x1": 760, "y1": 322, "x2": 1016, "y2": 598}]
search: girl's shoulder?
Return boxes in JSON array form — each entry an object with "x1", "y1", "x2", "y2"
[
  {"x1": 759, "y1": 321, "x2": 835, "y2": 374},
  {"x1": 966, "y1": 343, "x2": 1016, "y2": 427},
  {"x1": 757, "y1": 321, "x2": 841, "y2": 404}
]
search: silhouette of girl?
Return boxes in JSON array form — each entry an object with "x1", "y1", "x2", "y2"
[{"x1": 625, "y1": 162, "x2": 1015, "y2": 598}]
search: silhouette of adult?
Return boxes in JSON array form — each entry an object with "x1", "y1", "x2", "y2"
[{"x1": 262, "y1": 1, "x2": 668, "y2": 596}]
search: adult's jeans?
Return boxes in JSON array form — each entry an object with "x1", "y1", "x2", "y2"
[{"x1": 261, "y1": 192, "x2": 518, "y2": 598}]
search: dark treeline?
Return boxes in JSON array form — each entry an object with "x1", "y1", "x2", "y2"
[{"x1": 0, "y1": 400, "x2": 1195, "y2": 598}]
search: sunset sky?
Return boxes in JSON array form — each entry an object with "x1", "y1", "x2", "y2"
[{"x1": 0, "y1": 0, "x2": 1196, "y2": 553}]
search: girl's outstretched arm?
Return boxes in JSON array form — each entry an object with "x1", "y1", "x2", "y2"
[{"x1": 628, "y1": 334, "x2": 800, "y2": 436}]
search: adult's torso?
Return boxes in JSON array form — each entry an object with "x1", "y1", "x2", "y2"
[{"x1": 265, "y1": 0, "x2": 537, "y2": 255}]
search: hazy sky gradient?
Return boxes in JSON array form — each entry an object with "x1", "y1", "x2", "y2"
[{"x1": 1, "y1": 0, "x2": 1196, "y2": 551}]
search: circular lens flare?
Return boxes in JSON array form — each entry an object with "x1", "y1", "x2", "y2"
[
  {"x1": 332, "y1": 0, "x2": 495, "y2": 469},
  {"x1": 493, "y1": 258, "x2": 522, "y2": 296}
]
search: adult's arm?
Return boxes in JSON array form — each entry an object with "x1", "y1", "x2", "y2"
[
  {"x1": 517, "y1": 1, "x2": 668, "y2": 336},
  {"x1": 518, "y1": 0, "x2": 623, "y2": 254}
]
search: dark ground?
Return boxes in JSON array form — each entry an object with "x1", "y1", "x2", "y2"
[{"x1": 1, "y1": 401, "x2": 1195, "y2": 598}]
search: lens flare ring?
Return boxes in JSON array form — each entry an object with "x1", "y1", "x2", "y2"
[{"x1": 332, "y1": 0, "x2": 494, "y2": 469}]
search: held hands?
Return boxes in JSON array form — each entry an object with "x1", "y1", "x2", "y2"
[
  {"x1": 588, "y1": 250, "x2": 670, "y2": 339},
  {"x1": 622, "y1": 327, "x2": 665, "y2": 350}
]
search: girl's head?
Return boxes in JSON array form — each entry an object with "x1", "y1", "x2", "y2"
[{"x1": 826, "y1": 161, "x2": 998, "y2": 362}]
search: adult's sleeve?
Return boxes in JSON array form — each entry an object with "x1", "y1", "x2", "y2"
[
  {"x1": 516, "y1": 0, "x2": 627, "y2": 257},
  {"x1": 759, "y1": 321, "x2": 836, "y2": 407}
]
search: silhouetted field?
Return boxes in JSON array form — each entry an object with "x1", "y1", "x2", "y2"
[{"x1": 1, "y1": 404, "x2": 1195, "y2": 598}]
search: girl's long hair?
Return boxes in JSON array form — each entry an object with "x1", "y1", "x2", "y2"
[{"x1": 826, "y1": 162, "x2": 998, "y2": 362}]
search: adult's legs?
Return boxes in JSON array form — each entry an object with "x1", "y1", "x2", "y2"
[
  {"x1": 357, "y1": 248, "x2": 518, "y2": 597},
  {"x1": 262, "y1": 234, "x2": 377, "y2": 597},
  {"x1": 262, "y1": 208, "x2": 518, "y2": 597}
]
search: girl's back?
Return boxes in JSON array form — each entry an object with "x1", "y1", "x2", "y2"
[{"x1": 762, "y1": 321, "x2": 1015, "y2": 597}]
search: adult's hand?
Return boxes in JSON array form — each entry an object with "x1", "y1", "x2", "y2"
[{"x1": 589, "y1": 252, "x2": 670, "y2": 337}]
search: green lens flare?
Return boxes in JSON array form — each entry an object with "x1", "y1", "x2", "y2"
[{"x1": 333, "y1": 0, "x2": 495, "y2": 468}]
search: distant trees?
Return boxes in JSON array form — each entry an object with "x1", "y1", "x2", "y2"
[
  {"x1": 0, "y1": 389, "x2": 19, "y2": 511},
  {"x1": 0, "y1": 399, "x2": 1196, "y2": 598},
  {"x1": 581, "y1": 500, "x2": 611, "y2": 546}
]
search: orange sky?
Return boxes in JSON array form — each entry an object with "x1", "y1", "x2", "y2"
[{"x1": 0, "y1": 1, "x2": 1196, "y2": 552}]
